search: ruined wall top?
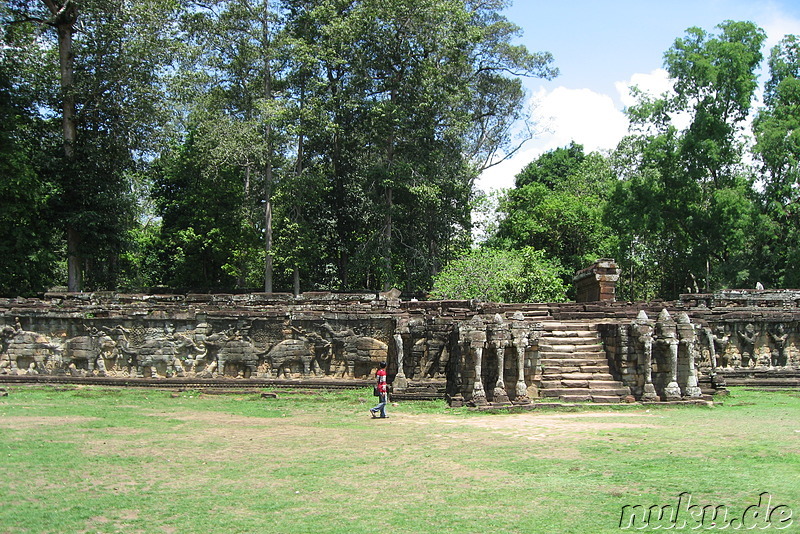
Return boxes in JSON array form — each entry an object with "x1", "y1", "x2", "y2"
[
  {"x1": 4, "y1": 287, "x2": 800, "y2": 325},
  {"x1": 573, "y1": 259, "x2": 621, "y2": 303}
]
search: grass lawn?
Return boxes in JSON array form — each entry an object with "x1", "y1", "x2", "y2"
[{"x1": 0, "y1": 386, "x2": 798, "y2": 533}]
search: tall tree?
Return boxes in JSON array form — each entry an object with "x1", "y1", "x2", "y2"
[
  {"x1": 752, "y1": 35, "x2": 800, "y2": 287},
  {"x1": 610, "y1": 21, "x2": 764, "y2": 298},
  {"x1": 0, "y1": 10, "x2": 59, "y2": 295},
  {"x1": 492, "y1": 144, "x2": 616, "y2": 288},
  {"x1": 7, "y1": 0, "x2": 181, "y2": 291}
]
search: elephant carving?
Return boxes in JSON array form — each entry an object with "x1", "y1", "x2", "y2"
[
  {"x1": 204, "y1": 331, "x2": 266, "y2": 378},
  {"x1": 128, "y1": 338, "x2": 187, "y2": 378},
  {"x1": 333, "y1": 335, "x2": 388, "y2": 378},
  {"x1": 63, "y1": 329, "x2": 117, "y2": 376},
  {"x1": 1, "y1": 326, "x2": 62, "y2": 375},
  {"x1": 265, "y1": 334, "x2": 331, "y2": 378}
]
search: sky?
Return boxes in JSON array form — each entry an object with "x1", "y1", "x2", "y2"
[{"x1": 476, "y1": 0, "x2": 800, "y2": 193}]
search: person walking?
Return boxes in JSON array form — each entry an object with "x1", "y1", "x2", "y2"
[{"x1": 370, "y1": 361, "x2": 389, "y2": 418}]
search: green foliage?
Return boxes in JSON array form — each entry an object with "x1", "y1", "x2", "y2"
[
  {"x1": 2, "y1": 0, "x2": 183, "y2": 292},
  {"x1": 751, "y1": 35, "x2": 800, "y2": 288},
  {"x1": 514, "y1": 141, "x2": 585, "y2": 188},
  {"x1": 491, "y1": 145, "x2": 617, "y2": 286},
  {"x1": 609, "y1": 21, "x2": 765, "y2": 299},
  {"x1": 150, "y1": 132, "x2": 262, "y2": 290},
  {"x1": 0, "y1": 62, "x2": 58, "y2": 296},
  {"x1": 429, "y1": 247, "x2": 567, "y2": 302}
]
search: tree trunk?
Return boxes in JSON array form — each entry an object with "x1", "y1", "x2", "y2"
[
  {"x1": 383, "y1": 87, "x2": 396, "y2": 291},
  {"x1": 46, "y1": 0, "x2": 81, "y2": 291},
  {"x1": 263, "y1": 0, "x2": 273, "y2": 293},
  {"x1": 264, "y1": 178, "x2": 272, "y2": 292},
  {"x1": 383, "y1": 187, "x2": 393, "y2": 291}
]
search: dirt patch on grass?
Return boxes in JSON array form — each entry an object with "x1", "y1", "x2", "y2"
[
  {"x1": 0, "y1": 415, "x2": 99, "y2": 428},
  {"x1": 404, "y1": 411, "x2": 662, "y2": 452}
]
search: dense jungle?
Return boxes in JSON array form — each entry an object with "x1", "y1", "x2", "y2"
[{"x1": 2, "y1": 1, "x2": 800, "y2": 302}]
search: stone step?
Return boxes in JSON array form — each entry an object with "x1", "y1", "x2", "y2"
[
  {"x1": 590, "y1": 395, "x2": 623, "y2": 403},
  {"x1": 541, "y1": 322, "x2": 597, "y2": 332},
  {"x1": 541, "y1": 330, "x2": 600, "y2": 338},
  {"x1": 539, "y1": 337, "x2": 602, "y2": 346},
  {"x1": 539, "y1": 380, "x2": 564, "y2": 389},
  {"x1": 539, "y1": 358, "x2": 605, "y2": 366},
  {"x1": 522, "y1": 310, "x2": 550, "y2": 317},
  {"x1": 561, "y1": 394, "x2": 592, "y2": 402},
  {"x1": 537, "y1": 350, "x2": 605, "y2": 359},
  {"x1": 579, "y1": 365, "x2": 611, "y2": 373},
  {"x1": 561, "y1": 379, "x2": 590, "y2": 388},
  {"x1": 541, "y1": 367, "x2": 614, "y2": 382},
  {"x1": 539, "y1": 344, "x2": 604, "y2": 353},
  {"x1": 550, "y1": 372, "x2": 616, "y2": 381},
  {"x1": 588, "y1": 380, "x2": 628, "y2": 389},
  {"x1": 540, "y1": 379, "x2": 626, "y2": 392},
  {"x1": 540, "y1": 365, "x2": 613, "y2": 376},
  {"x1": 541, "y1": 387, "x2": 593, "y2": 397},
  {"x1": 587, "y1": 387, "x2": 631, "y2": 396}
]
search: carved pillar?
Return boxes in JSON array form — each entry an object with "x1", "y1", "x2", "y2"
[
  {"x1": 514, "y1": 337, "x2": 530, "y2": 403},
  {"x1": 677, "y1": 313, "x2": 701, "y2": 398},
  {"x1": 704, "y1": 327, "x2": 718, "y2": 371},
  {"x1": 393, "y1": 332, "x2": 407, "y2": 391},
  {"x1": 633, "y1": 310, "x2": 658, "y2": 402},
  {"x1": 392, "y1": 318, "x2": 409, "y2": 392},
  {"x1": 472, "y1": 344, "x2": 487, "y2": 405},
  {"x1": 704, "y1": 326, "x2": 726, "y2": 389},
  {"x1": 657, "y1": 309, "x2": 681, "y2": 401},
  {"x1": 666, "y1": 338, "x2": 680, "y2": 400},
  {"x1": 509, "y1": 311, "x2": 530, "y2": 404},
  {"x1": 492, "y1": 339, "x2": 509, "y2": 404},
  {"x1": 489, "y1": 314, "x2": 510, "y2": 404}
]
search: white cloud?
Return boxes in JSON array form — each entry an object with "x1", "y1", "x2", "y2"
[
  {"x1": 758, "y1": 4, "x2": 800, "y2": 50},
  {"x1": 616, "y1": 69, "x2": 673, "y2": 109},
  {"x1": 477, "y1": 85, "x2": 629, "y2": 192}
]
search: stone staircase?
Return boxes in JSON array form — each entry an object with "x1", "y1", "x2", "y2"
[{"x1": 538, "y1": 322, "x2": 631, "y2": 403}]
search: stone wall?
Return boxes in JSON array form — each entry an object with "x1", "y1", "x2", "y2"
[
  {"x1": 0, "y1": 293, "x2": 489, "y2": 392},
  {"x1": 2, "y1": 290, "x2": 800, "y2": 405},
  {"x1": 573, "y1": 259, "x2": 621, "y2": 303}
]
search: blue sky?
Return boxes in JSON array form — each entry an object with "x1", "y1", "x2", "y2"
[{"x1": 477, "y1": 0, "x2": 800, "y2": 191}]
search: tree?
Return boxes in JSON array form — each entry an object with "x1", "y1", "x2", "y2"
[
  {"x1": 491, "y1": 144, "x2": 617, "y2": 287},
  {"x1": 6, "y1": 0, "x2": 181, "y2": 291},
  {"x1": 0, "y1": 13, "x2": 59, "y2": 295},
  {"x1": 429, "y1": 247, "x2": 567, "y2": 303},
  {"x1": 610, "y1": 21, "x2": 765, "y2": 299},
  {"x1": 752, "y1": 35, "x2": 800, "y2": 287},
  {"x1": 302, "y1": 0, "x2": 556, "y2": 291},
  {"x1": 150, "y1": 131, "x2": 259, "y2": 289}
]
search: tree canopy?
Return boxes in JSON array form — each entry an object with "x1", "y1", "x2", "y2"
[{"x1": 4, "y1": 8, "x2": 800, "y2": 303}]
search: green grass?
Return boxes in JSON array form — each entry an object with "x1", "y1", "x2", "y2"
[{"x1": 0, "y1": 386, "x2": 798, "y2": 533}]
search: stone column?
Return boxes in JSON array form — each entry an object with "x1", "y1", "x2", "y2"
[
  {"x1": 657, "y1": 309, "x2": 682, "y2": 401},
  {"x1": 633, "y1": 310, "x2": 658, "y2": 401},
  {"x1": 465, "y1": 317, "x2": 488, "y2": 406},
  {"x1": 392, "y1": 319, "x2": 409, "y2": 392},
  {"x1": 393, "y1": 332, "x2": 407, "y2": 391},
  {"x1": 703, "y1": 327, "x2": 725, "y2": 389},
  {"x1": 492, "y1": 340, "x2": 509, "y2": 403},
  {"x1": 472, "y1": 343, "x2": 487, "y2": 405},
  {"x1": 489, "y1": 314, "x2": 510, "y2": 404},
  {"x1": 677, "y1": 313, "x2": 701, "y2": 398},
  {"x1": 514, "y1": 339, "x2": 530, "y2": 403},
  {"x1": 509, "y1": 311, "x2": 530, "y2": 404}
]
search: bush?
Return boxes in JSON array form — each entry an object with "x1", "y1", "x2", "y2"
[{"x1": 429, "y1": 247, "x2": 567, "y2": 303}]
